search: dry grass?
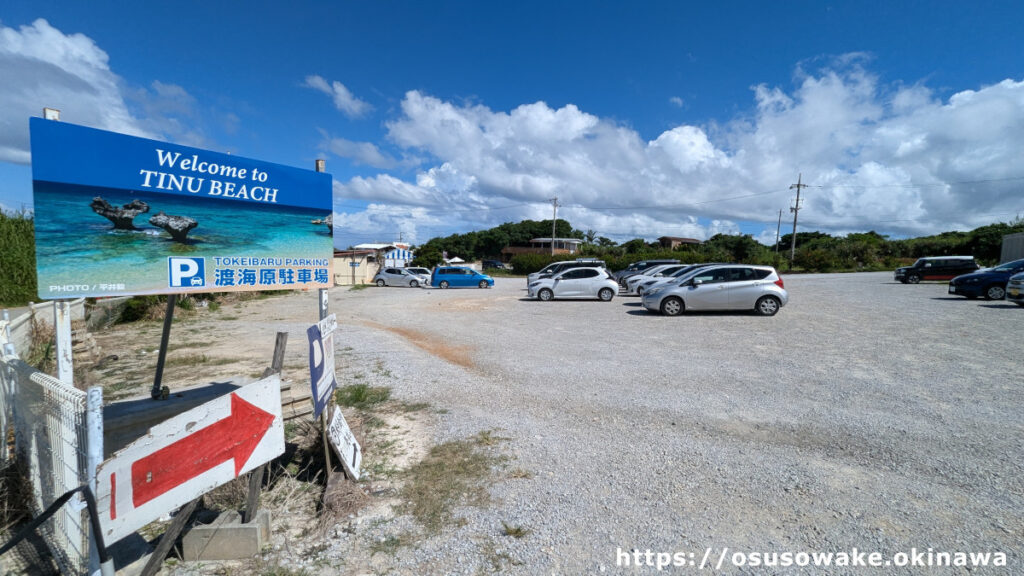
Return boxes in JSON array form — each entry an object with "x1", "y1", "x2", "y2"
[
  {"x1": 501, "y1": 520, "x2": 531, "y2": 539},
  {"x1": 25, "y1": 313, "x2": 55, "y2": 374},
  {"x1": 399, "y1": 431, "x2": 508, "y2": 534},
  {"x1": 0, "y1": 461, "x2": 60, "y2": 574}
]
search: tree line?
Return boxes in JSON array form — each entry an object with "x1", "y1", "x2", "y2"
[{"x1": 410, "y1": 218, "x2": 1024, "y2": 274}]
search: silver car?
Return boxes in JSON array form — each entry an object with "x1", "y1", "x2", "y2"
[
  {"x1": 624, "y1": 264, "x2": 691, "y2": 295},
  {"x1": 641, "y1": 265, "x2": 788, "y2": 316},
  {"x1": 527, "y1": 267, "x2": 619, "y2": 301},
  {"x1": 1007, "y1": 272, "x2": 1024, "y2": 307},
  {"x1": 373, "y1": 267, "x2": 427, "y2": 288}
]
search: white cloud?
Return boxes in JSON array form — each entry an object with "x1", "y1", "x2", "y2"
[
  {"x1": 335, "y1": 63, "x2": 1024, "y2": 245},
  {"x1": 304, "y1": 75, "x2": 371, "y2": 118},
  {"x1": 0, "y1": 19, "x2": 219, "y2": 168},
  {"x1": 669, "y1": 96, "x2": 684, "y2": 108},
  {"x1": 0, "y1": 19, "x2": 151, "y2": 164},
  {"x1": 324, "y1": 136, "x2": 398, "y2": 169}
]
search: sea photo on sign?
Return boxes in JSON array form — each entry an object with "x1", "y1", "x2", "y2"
[{"x1": 29, "y1": 117, "x2": 333, "y2": 299}]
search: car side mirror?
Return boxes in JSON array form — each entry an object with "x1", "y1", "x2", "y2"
[{"x1": 692, "y1": 279, "x2": 703, "y2": 286}]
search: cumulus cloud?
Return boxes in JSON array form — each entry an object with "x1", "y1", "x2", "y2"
[
  {"x1": 324, "y1": 136, "x2": 398, "y2": 169},
  {"x1": 0, "y1": 19, "x2": 219, "y2": 167},
  {"x1": 0, "y1": 19, "x2": 150, "y2": 163},
  {"x1": 305, "y1": 75, "x2": 371, "y2": 118},
  {"x1": 669, "y1": 96, "x2": 685, "y2": 108},
  {"x1": 335, "y1": 63, "x2": 1024, "y2": 244}
]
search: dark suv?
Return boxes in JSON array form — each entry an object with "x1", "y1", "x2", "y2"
[
  {"x1": 947, "y1": 258, "x2": 1024, "y2": 299},
  {"x1": 894, "y1": 256, "x2": 978, "y2": 284}
]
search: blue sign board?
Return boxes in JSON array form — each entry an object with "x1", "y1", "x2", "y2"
[
  {"x1": 30, "y1": 118, "x2": 334, "y2": 299},
  {"x1": 307, "y1": 314, "x2": 338, "y2": 419}
]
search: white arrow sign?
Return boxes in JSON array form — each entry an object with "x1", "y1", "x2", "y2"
[{"x1": 96, "y1": 376, "x2": 285, "y2": 544}]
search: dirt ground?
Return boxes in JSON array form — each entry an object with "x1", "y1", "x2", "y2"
[{"x1": 82, "y1": 290, "x2": 446, "y2": 574}]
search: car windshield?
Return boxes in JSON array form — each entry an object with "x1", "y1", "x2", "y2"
[{"x1": 993, "y1": 261, "x2": 1024, "y2": 272}]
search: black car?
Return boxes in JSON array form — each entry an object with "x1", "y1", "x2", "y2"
[
  {"x1": 482, "y1": 259, "x2": 507, "y2": 270},
  {"x1": 894, "y1": 256, "x2": 978, "y2": 284},
  {"x1": 947, "y1": 258, "x2": 1024, "y2": 300}
]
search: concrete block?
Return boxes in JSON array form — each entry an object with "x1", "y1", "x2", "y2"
[{"x1": 181, "y1": 509, "x2": 271, "y2": 561}]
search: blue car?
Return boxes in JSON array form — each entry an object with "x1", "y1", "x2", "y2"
[
  {"x1": 947, "y1": 258, "x2": 1024, "y2": 300},
  {"x1": 431, "y1": 266, "x2": 494, "y2": 289}
]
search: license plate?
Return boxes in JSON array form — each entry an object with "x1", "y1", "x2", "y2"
[
  {"x1": 948, "y1": 286, "x2": 956, "y2": 293},
  {"x1": 1010, "y1": 288, "x2": 1020, "y2": 297}
]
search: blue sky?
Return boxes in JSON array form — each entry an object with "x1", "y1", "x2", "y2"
[{"x1": 2, "y1": 1, "x2": 1023, "y2": 249}]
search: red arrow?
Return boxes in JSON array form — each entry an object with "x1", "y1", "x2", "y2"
[{"x1": 131, "y1": 393, "x2": 275, "y2": 507}]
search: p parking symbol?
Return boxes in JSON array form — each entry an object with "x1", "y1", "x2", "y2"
[{"x1": 168, "y1": 257, "x2": 206, "y2": 287}]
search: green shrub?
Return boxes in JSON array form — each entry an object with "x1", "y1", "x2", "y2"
[{"x1": 0, "y1": 211, "x2": 37, "y2": 306}]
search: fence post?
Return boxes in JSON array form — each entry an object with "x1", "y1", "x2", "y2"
[
  {"x1": 86, "y1": 387, "x2": 104, "y2": 575},
  {"x1": 55, "y1": 301, "x2": 74, "y2": 386}
]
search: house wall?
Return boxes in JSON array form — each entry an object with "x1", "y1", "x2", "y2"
[
  {"x1": 1001, "y1": 232, "x2": 1024, "y2": 263},
  {"x1": 333, "y1": 254, "x2": 378, "y2": 285}
]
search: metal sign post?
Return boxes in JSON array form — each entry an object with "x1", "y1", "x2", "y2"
[
  {"x1": 313, "y1": 158, "x2": 336, "y2": 478},
  {"x1": 150, "y1": 295, "x2": 177, "y2": 399}
]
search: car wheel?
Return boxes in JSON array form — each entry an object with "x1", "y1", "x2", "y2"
[
  {"x1": 755, "y1": 295, "x2": 781, "y2": 316},
  {"x1": 635, "y1": 286, "x2": 644, "y2": 296},
  {"x1": 985, "y1": 285, "x2": 1006, "y2": 300},
  {"x1": 410, "y1": 279, "x2": 419, "y2": 288},
  {"x1": 598, "y1": 288, "x2": 614, "y2": 301},
  {"x1": 907, "y1": 274, "x2": 921, "y2": 284},
  {"x1": 479, "y1": 280, "x2": 489, "y2": 289},
  {"x1": 660, "y1": 296, "x2": 684, "y2": 316},
  {"x1": 376, "y1": 279, "x2": 385, "y2": 287},
  {"x1": 538, "y1": 288, "x2": 554, "y2": 301},
  {"x1": 439, "y1": 281, "x2": 449, "y2": 289}
]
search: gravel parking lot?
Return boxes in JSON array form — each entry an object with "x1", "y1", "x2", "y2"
[{"x1": 326, "y1": 271, "x2": 1021, "y2": 574}]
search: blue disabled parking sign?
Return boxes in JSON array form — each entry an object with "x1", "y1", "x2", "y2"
[{"x1": 168, "y1": 257, "x2": 206, "y2": 287}]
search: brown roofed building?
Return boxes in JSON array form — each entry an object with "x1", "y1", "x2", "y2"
[{"x1": 658, "y1": 236, "x2": 702, "y2": 249}]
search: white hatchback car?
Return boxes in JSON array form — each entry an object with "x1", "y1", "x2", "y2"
[
  {"x1": 373, "y1": 267, "x2": 427, "y2": 288},
  {"x1": 527, "y1": 267, "x2": 619, "y2": 301},
  {"x1": 642, "y1": 265, "x2": 788, "y2": 316}
]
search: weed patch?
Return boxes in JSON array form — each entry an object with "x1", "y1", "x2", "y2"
[
  {"x1": 335, "y1": 383, "x2": 391, "y2": 409},
  {"x1": 399, "y1": 433, "x2": 508, "y2": 533},
  {"x1": 501, "y1": 520, "x2": 531, "y2": 539}
]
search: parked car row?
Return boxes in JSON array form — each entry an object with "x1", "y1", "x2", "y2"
[
  {"x1": 524, "y1": 259, "x2": 789, "y2": 316},
  {"x1": 372, "y1": 266, "x2": 494, "y2": 289},
  {"x1": 894, "y1": 255, "x2": 1024, "y2": 305},
  {"x1": 640, "y1": 264, "x2": 788, "y2": 316}
]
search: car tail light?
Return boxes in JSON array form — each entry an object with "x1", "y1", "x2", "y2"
[{"x1": 774, "y1": 277, "x2": 785, "y2": 289}]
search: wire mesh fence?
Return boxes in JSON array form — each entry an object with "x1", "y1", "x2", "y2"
[{"x1": 1, "y1": 316, "x2": 93, "y2": 575}]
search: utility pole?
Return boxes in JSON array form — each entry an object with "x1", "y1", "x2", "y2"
[
  {"x1": 549, "y1": 197, "x2": 559, "y2": 256},
  {"x1": 775, "y1": 209, "x2": 782, "y2": 254},
  {"x1": 789, "y1": 174, "x2": 807, "y2": 267}
]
